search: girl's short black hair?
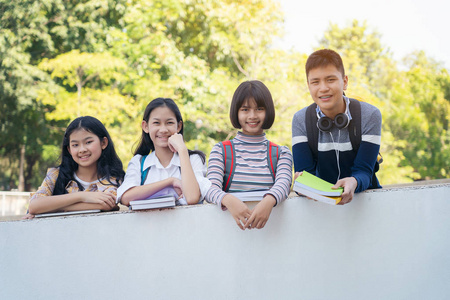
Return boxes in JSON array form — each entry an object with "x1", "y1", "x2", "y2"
[
  {"x1": 134, "y1": 98, "x2": 206, "y2": 163},
  {"x1": 53, "y1": 116, "x2": 125, "y2": 195},
  {"x1": 229, "y1": 80, "x2": 275, "y2": 130}
]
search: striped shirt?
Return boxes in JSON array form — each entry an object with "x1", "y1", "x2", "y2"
[
  {"x1": 29, "y1": 167, "x2": 119, "y2": 201},
  {"x1": 205, "y1": 132, "x2": 293, "y2": 207}
]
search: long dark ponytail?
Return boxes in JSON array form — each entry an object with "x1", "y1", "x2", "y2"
[
  {"x1": 53, "y1": 116, "x2": 125, "y2": 195},
  {"x1": 134, "y1": 98, "x2": 206, "y2": 163}
]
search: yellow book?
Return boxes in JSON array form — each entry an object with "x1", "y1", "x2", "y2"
[{"x1": 294, "y1": 186, "x2": 342, "y2": 205}]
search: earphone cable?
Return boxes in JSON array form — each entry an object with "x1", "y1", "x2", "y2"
[{"x1": 329, "y1": 130, "x2": 341, "y2": 182}]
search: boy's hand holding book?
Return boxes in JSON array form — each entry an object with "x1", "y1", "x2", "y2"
[
  {"x1": 332, "y1": 177, "x2": 357, "y2": 205},
  {"x1": 293, "y1": 171, "x2": 343, "y2": 205}
]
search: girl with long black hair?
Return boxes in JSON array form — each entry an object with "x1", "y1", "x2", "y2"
[
  {"x1": 117, "y1": 98, "x2": 210, "y2": 206},
  {"x1": 28, "y1": 116, "x2": 124, "y2": 215}
]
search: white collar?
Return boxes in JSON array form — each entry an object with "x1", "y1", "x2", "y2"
[
  {"x1": 143, "y1": 151, "x2": 180, "y2": 170},
  {"x1": 316, "y1": 96, "x2": 352, "y2": 120}
]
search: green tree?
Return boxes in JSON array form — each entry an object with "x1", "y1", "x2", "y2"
[
  {"x1": 0, "y1": 0, "x2": 128, "y2": 189},
  {"x1": 387, "y1": 51, "x2": 450, "y2": 179},
  {"x1": 317, "y1": 21, "x2": 450, "y2": 183},
  {"x1": 104, "y1": 0, "x2": 285, "y2": 156},
  {"x1": 317, "y1": 21, "x2": 422, "y2": 184},
  {"x1": 0, "y1": 1, "x2": 61, "y2": 190},
  {"x1": 5, "y1": 1, "x2": 448, "y2": 192},
  {"x1": 319, "y1": 20, "x2": 387, "y2": 82}
]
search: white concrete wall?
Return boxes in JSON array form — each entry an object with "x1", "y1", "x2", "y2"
[
  {"x1": 1, "y1": 184, "x2": 449, "y2": 300},
  {"x1": 0, "y1": 191, "x2": 29, "y2": 216}
]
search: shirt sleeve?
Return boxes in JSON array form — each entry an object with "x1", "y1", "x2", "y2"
[
  {"x1": 116, "y1": 155, "x2": 142, "y2": 203},
  {"x1": 292, "y1": 109, "x2": 316, "y2": 173},
  {"x1": 29, "y1": 168, "x2": 59, "y2": 202},
  {"x1": 205, "y1": 143, "x2": 228, "y2": 207},
  {"x1": 267, "y1": 146, "x2": 293, "y2": 205},
  {"x1": 98, "y1": 177, "x2": 119, "y2": 197},
  {"x1": 352, "y1": 107, "x2": 382, "y2": 192},
  {"x1": 103, "y1": 186, "x2": 118, "y2": 197},
  {"x1": 189, "y1": 154, "x2": 212, "y2": 202}
]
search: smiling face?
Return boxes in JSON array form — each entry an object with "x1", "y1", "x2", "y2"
[
  {"x1": 307, "y1": 64, "x2": 348, "y2": 118},
  {"x1": 68, "y1": 129, "x2": 107, "y2": 171},
  {"x1": 238, "y1": 98, "x2": 266, "y2": 136},
  {"x1": 142, "y1": 106, "x2": 182, "y2": 150}
]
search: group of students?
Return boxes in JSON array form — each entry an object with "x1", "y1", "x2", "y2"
[{"x1": 26, "y1": 49, "x2": 382, "y2": 230}]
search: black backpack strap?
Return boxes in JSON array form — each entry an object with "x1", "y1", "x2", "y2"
[
  {"x1": 348, "y1": 98, "x2": 361, "y2": 153},
  {"x1": 305, "y1": 103, "x2": 319, "y2": 162},
  {"x1": 348, "y1": 98, "x2": 381, "y2": 188}
]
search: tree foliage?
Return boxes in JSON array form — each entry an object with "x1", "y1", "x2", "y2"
[
  {"x1": 318, "y1": 22, "x2": 450, "y2": 183},
  {"x1": 1, "y1": 1, "x2": 449, "y2": 190}
]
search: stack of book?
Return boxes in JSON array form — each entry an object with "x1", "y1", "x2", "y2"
[
  {"x1": 293, "y1": 171, "x2": 343, "y2": 205},
  {"x1": 130, "y1": 195, "x2": 176, "y2": 210},
  {"x1": 230, "y1": 190, "x2": 269, "y2": 202}
]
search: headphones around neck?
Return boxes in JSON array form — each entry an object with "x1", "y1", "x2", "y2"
[{"x1": 316, "y1": 99, "x2": 350, "y2": 132}]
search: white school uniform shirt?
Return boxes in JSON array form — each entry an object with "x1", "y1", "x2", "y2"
[{"x1": 117, "y1": 152, "x2": 211, "y2": 205}]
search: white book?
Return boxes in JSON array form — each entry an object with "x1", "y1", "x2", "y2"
[
  {"x1": 294, "y1": 186, "x2": 342, "y2": 205},
  {"x1": 229, "y1": 190, "x2": 269, "y2": 202},
  {"x1": 130, "y1": 195, "x2": 176, "y2": 210},
  {"x1": 131, "y1": 202, "x2": 175, "y2": 210},
  {"x1": 129, "y1": 195, "x2": 176, "y2": 206},
  {"x1": 35, "y1": 209, "x2": 101, "y2": 218}
]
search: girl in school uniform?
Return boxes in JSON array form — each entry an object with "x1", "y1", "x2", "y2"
[
  {"x1": 28, "y1": 116, "x2": 125, "y2": 215},
  {"x1": 117, "y1": 98, "x2": 210, "y2": 206},
  {"x1": 205, "y1": 80, "x2": 293, "y2": 230}
]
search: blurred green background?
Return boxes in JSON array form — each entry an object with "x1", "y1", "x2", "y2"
[{"x1": 1, "y1": 0, "x2": 449, "y2": 191}]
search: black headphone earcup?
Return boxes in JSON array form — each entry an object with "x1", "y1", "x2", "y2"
[
  {"x1": 334, "y1": 113, "x2": 349, "y2": 129},
  {"x1": 317, "y1": 116, "x2": 333, "y2": 132}
]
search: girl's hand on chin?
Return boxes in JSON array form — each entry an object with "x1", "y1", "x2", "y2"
[{"x1": 168, "y1": 133, "x2": 187, "y2": 153}]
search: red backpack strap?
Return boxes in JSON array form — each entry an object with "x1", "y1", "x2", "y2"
[
  {"x1": 220, "y1": 140, "x2": 236, "y2": 192},
  {"x1": 267, "y1": 141, "x2": 280, "y2": 181}
]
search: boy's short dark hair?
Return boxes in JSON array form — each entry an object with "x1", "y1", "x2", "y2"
[
  {"x1": 229, "y1": 80, "x2": 275, "y2": 130},
  {"x1": 305, "y1": 49, "x2": 345, "y2": 79}
]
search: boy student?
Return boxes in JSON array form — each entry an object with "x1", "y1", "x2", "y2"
[{"x1": 292, "y1": 49, "x2": 381, "y2": 204}]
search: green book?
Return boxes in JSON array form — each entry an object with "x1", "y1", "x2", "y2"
[{"x1": 294, "y1": 171, "x2": 343, "y2": 197}]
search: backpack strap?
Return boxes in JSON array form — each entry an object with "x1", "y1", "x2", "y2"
[
  {"x1": 306, "y1": 99, "x2": 362, "y2": 158},
  {"x1": 306, "y1": 98, "x2": 381, "y2": 187},
  {"x1": 348, "y1": 98, "x2": 362, "y2": 153},
  {"x1": 267, "y1": 141, "x2": 280, "y2": 181},
  {"x1": 348, "y1": 98, "x2": 381, "y2": 187},
  {"x1": 305, "y1": 103, "x2": 319, "y2": 162},
  {"x1": 220, "y1": 140, "x2": 235, "y2": 192},
  {"x1": 140, "y1": 155, "x2": 151, "y2": 185},
  {"x1": 221, "y1": 140, "x2": 280, "y2": 191}
]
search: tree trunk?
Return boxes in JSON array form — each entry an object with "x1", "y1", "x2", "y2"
[
  {"x1": 18, "y1": 144, "x2": 25, "y2": 191},
  {"x1": 24, "y1": 154, "x2": 38, "y2": 191}
]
